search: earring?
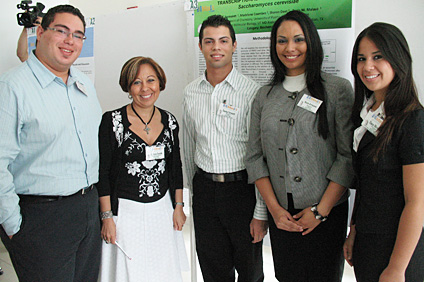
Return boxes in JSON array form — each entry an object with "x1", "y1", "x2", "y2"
[{"x1": 128, "y1": 94, "x2": 132, "y2": 100}]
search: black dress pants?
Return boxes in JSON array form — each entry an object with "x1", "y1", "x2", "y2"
[
  {"x1": 192, "y1": 172, "x2": 264, "y2": 282},
  {"x1": 268, "y1": 194, "x2": 348, "y2": 282},
  {"x1": 0, "y1": 187, "x2": 101, "y2": 282}
]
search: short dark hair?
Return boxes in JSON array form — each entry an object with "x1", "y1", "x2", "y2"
[
  {"x1": 269, "y1": 10, "x2": 328, "y2": 139},
  {"x1": 199, "y1": 15, "x2": 236, "y2": 45},
  {"x1": 41, "y1": 5, "x2": 86, "y2": 32},
  {"x1": 119, "y1": 57, "x2": 167, "y2": 93},
  {"x1": 351, "y1": 22, "x2": 422, "y2": 160}
]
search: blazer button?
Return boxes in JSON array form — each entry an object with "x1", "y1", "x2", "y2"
[
  {"x1": 288, "y1": 93, "x2": 297, "y2": 100},
  {"x1": 290, "y1": 148, "x2": 298, "y2": 154},
  {"x1": 294, "y1": 176, "x2": 302, "y2": 182},
  {"x1": 288, "y1": 118, "x2": 295, "y2": 126}
]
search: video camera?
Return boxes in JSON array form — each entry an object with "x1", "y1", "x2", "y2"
[{"x1": 17, "y1": 0, "x2": 45, "y2": 28}]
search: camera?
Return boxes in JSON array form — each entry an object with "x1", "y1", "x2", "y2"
[{"x1": 17, "y1": 1, "x2": 45, "y2": 28}]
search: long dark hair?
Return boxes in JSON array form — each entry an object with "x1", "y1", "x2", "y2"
[
  {"x1": 351, "y1": 22, "x2": 422, "y2": 160},
  {"x1": 269, "y1": 10, "x2": 328, "y2": 139}
]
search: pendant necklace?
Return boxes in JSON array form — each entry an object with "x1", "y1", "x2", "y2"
[{"x1": 131, "y1": 103, "x2": 155, "y2": 135}]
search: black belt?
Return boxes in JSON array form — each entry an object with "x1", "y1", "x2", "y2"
[
  {"x1": 196, "y1": 167, "x2": 248, "y2": 183},
  {"x1": 18, "y1": 184, "x2": 95, "y2": 204}
]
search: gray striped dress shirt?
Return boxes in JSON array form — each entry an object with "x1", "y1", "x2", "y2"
[{"x1": 182, "y1": 67, "x2": 260, "y2": 189}]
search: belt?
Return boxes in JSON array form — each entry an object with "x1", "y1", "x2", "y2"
[
  {"x1": 18, "y1": 184, "x2": 95, "y2": 204},
  {"x1": 196, "y1": 167, "x2": 248, "y2": 183}
]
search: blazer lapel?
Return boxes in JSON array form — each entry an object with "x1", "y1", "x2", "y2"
[{"x1": 357, "y1": 131, "x2": 375, "y2": 153}]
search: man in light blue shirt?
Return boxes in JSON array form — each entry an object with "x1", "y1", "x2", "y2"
[{"x1": 0, "y1": 5, "x2": 102, "y2": 281}]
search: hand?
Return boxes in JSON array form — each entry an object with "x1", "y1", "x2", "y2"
[
  {"x1": 173, "y1": 206, "x2": 186, "y2": 231},
  {"x1": 379, "y1": 266, "x2": 405, "y2": 282},
  {"x1": 271, "y1": 205, "x2": 303, "y2": 232},
  {"x1": 250, "y1": 218, "x2": 268, "y2": 243},
  {"x1": 293, "y1": 207, "x2": 321, "y2": 235},
  {"x1": 101, "y1": 218, "x2": 116, "y2": 244},
  {"x1": 343, "y1": 226, "x2": 356, "y2": 267}
]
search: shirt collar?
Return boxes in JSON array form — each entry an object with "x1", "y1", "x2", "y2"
[
  {"x1": 360, "y1": 94, "x2": 376, "y2": 120},
  {"x1": 26, "y1": 51, "x2": 81, "y2": 89},
  {"x1": 198, "y1": 66, "x2": 239, "y2": 90}
]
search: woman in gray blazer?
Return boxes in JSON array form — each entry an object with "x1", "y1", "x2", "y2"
[{"x1": 245, "y1": 10, "x2": 354, "y2": 282}]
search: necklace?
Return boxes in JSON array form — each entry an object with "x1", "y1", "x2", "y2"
[{"x1": 131, "y1": 104, "x2": 155, "y2": 134}]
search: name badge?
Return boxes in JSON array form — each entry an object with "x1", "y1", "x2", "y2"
[
  {"x1": 76, "y1": 81, "x2": 87, "y2": 96},
  {"x1": 218, "y1": 102, "x2": 239, "y2": 119},
  {"x1": 297, "y1": 94, "x2": 323, "y2": 114},
  {"x1": 146, "y1": 145, "x2": 165, "y2": 161},
  {"x1": 363, "y1": 108, "x2": 385, "y2": 136}
]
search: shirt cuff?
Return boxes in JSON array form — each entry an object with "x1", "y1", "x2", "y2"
[
  {"x1": 253, "y1": 188, "x2": 268, "y2": 221},
  {"x1": 2, "y1": 207, "x2": 22, "y2": 236}
]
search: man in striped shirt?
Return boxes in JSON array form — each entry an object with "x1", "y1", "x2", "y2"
[{"x1": 182, "y1": 15, "x2": 266, "y2": 282}]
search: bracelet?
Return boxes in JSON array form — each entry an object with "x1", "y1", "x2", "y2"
[
  {"x1": 311, "y1": 203, "x2": 328, "y2": 222},
  {"x1": 175, "y1": 202, "x2": 184, "y2": 207},
  {"x1": 100, "y1": 210, "x2": 113, "y2": 220}
]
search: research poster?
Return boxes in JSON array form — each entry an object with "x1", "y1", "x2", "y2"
[
  {"x1": 27, "y1": 16, "x2": 96, "y2": 82},
  {"x1": 192, "y1": 0, "x2": 354, "y2": 85}
]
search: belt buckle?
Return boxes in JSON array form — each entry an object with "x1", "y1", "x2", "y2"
[{"x1": 212, "y1": 174, "x2": 225, "y2": 182}]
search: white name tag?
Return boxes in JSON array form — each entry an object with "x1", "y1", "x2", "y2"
[
  {"x1": 363, "y1": 108, "x2": 385, "y2": 136},
  {"x1": 146, "y1": 145, "x2": 165, "y2": 160},
  {"x1": 297, "y1": 94, "x2": 323, "y2": 114},
  {"x1": 76, "y1": 81, "x2": 87, "y2": 96},
  {"x1": 218, "y1": 103, "x2": 239, "y2": 119}
]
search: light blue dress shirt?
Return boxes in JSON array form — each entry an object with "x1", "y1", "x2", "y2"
[{"x1": 0, "y1": 52, "x2": 102, "y2": 235}]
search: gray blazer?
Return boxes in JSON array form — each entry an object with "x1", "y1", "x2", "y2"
[{"x1": 245, "y1": 72, "x2": 354, "y2": 210}]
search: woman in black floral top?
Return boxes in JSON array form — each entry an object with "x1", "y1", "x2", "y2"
[{"x1": 97, "y1": 57, "x2": 188, "y2": 281}]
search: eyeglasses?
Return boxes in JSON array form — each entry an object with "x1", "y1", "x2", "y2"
[{"x1": 46, "y1": 27, "x2": 86, "y2": 42}]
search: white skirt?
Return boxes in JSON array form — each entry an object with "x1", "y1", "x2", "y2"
[{"x1": 98, "y1": 191, "x2": 189, "y2": 282}]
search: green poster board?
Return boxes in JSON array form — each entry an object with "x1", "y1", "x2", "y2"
[{"x1": 194, "y1": 0, "x2": 352, "y2": 36}]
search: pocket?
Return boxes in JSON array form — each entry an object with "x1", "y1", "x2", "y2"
[{"x1": 215, "y1": 106, "x2": 248, "y2": 141}]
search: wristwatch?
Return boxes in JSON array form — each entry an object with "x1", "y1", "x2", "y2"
[{"x1": 311, "y1": 203, "x2": 328, "y2": 222}]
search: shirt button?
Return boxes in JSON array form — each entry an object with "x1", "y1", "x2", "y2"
[
  {"x1": 78, "y1": 130, "x2": 82, "y2": 134},
  {"x1": 294, "y1": 176, "x2": 302, "y2": 182},
  {"x1": 290, "y1": 148, "x2": 298, "y2": 154},
  {"x1": 288, "y1": 118, "x2": 295, "y2": 126}
]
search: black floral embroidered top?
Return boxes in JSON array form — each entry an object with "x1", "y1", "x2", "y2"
[{"x1": 97, "y1": 105, "x2": 183, "y2": 215}]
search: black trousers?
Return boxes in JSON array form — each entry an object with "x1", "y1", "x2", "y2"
[
  {"x1": 0, "y1": 187, "x2": 101, "y2": 282},
  {"x1": 192, "y1": 172, "x2": 264, "y2": 282},
  {"x1": 353, "y1": 229, "x2": 424, "y2": 282},
  {"x1": 268, "y1": 194, "x2": 348, "y2": 282}
]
